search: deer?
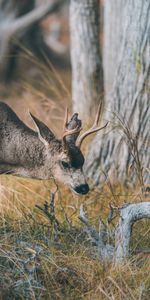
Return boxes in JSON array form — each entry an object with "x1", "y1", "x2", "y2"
[{"x1": 0, "y1": 102, "x2": 108, "y2": 195}]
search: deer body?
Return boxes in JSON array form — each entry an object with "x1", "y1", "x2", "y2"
[
  {"x1": 0, "y1": 102, "x2": 107, "y2": 195},
  {"x1": 0, "y1": 102, "x2": 50, "y2": 179}
]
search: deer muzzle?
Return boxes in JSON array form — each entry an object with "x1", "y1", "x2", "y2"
[{"x1": 72, "y1": 183, "x2": 89, "y2": 195}]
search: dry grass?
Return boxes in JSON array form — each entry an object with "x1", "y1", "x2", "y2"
[
  {"x1": 0, "y1": 60, "x2": 150, "y2": 299},
  {"x1": 0, "y1": 176, "x2": 150, "y2": 300}
]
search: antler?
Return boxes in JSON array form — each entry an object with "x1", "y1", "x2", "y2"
[
  {"x1": 76, "y1": 102, "x2": 108, "y2": 148},
  {"x1": 62, "y1": 108, "x2": 82, "y2": 145}
]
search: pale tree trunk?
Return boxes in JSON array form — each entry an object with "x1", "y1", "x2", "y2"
[
  {"x1": 86, "y1": 0, "x2": 150, "y2": 187},
  {"x1": 70, "y1": 0, "x2": 104, "y2": 120},
  {"x1": 103, "y1": 0, "x2": 125, "y2": 98}
]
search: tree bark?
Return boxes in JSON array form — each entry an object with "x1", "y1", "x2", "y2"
[
  {"x1": 70, "y1": 0, "x2": 104, "y2": 120},
  {"x1": 103, "y1": 0, "x2": 125, "y2": 98},
  {"x1": 86, "y1": 0, "x2": 150, "y2": 186}
]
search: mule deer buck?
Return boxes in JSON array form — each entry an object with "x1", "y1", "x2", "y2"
[{"x1": 0, "y1": 102, "x2": 107, "y2": 195}]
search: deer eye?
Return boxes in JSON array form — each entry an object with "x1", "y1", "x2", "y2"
[{"x1": 61, "y1": 161, "x2": 70, "y2": 169}]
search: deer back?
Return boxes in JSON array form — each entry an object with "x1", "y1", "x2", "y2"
[{"x1": 0, "y1": 102, "x2": 46, "y2": 167}]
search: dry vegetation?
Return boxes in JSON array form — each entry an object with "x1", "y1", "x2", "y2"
[
  {"x1": 0, "y1": 177, "x2": 150, "y2": 299},
  {"x1": 0, "y1": 58, "x2": 150, "y2": 299}
]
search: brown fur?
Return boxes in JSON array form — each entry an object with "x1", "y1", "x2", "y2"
[{"x1": 0, "y1": 102, "x2": 89, "y2": 195}]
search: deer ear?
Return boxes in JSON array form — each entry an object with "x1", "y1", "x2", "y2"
[{"x1": 29, "y1": 113, "x2": 56, "y2": 146}]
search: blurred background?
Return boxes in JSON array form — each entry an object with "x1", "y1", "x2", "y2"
[
  {"x1": 0, "y1": 0, "x2": 104, "y2": 136},
  {"x1": 0, "y1": 0, "x2": 73, "y2": 137}
]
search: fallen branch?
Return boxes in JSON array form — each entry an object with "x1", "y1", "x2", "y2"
[
  {"x1": 79, "y1": 204, "x2": 114, "y2": 260},
  {"x1": 115, "y1": 202, "x2": 150, "y2": 262},
  {"x1": 79, "y1": 202, "x2": 150, "y2": 263}
]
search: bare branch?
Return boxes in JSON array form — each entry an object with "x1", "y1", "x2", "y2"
[
  {"x1": 79, "y1": 205, "x2": 114, "y2": 259},
  {"x1": 79, "y1": 204, "x2": 91, "y2": 227},
  {"x1": 3, "y1": 0, "x2": 66, "y2": 37},
  {"x1": 79, "y1": 202, "x2": 150, "y2": 263},
  {"x1": 115, "y1": 202, "x2": 150, "y2": 262}
]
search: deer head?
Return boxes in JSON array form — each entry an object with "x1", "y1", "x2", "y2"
[{"x1": 30, "y1": 103, "x2": 108, "y2": 195}]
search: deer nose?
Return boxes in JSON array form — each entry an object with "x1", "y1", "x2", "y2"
[{"x1": 74, "y1": 184, "x2": 89, "y2": 195}]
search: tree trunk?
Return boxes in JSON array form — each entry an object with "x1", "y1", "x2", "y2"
[
  {"x1": 103, "y1": 0, "x2": 125, "y2": 98},
  {"x1": 86, "y1": 0, "x2": 150, "y2": 187},
  {"x1": 70, "y1": 0, "x2": 104, "y2": 120}
]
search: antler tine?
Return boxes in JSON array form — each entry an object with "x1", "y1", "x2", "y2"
[
  {"x1": 63, "y1": 107, "x2": 69, "y2": 132},
  {"x1": 63, "y1": 126, "x2": 82, "y2": 139},
  {"x1": 76, "y1": 122, "x2": 108, "y2": 148},
  {"x1": 76, "y1": 102, "x2": 108, "y2": 148},
  {"x1": 93, "y1": 101, "x2": 102, "y2": 127}
]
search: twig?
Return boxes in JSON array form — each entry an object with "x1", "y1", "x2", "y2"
[{"x1": 36, "y1": 189, "x2": 60, "y2": 228}]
